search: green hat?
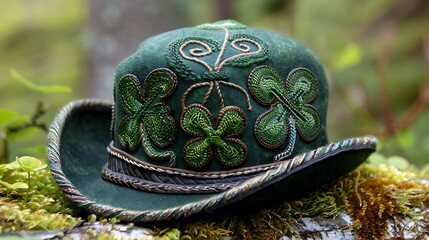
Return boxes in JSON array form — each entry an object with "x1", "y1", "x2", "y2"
[{"x1": 48, "y1": 20, "x2": 377, "y2": 222}]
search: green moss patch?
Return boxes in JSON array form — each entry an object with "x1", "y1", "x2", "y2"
[
  {"x1": 155, "y1": 163, "x2": 428, "y2": 239},
  {"x1": 0, "y1": 162, "x2": 81, "y2": 232},
  {"x1": 1, "y1": 160, "x2": 428, "y2": 239}
]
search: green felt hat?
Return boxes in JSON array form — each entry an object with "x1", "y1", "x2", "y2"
[{"x1": 48, "y1": 20, "x2": 377, "y2": 222}]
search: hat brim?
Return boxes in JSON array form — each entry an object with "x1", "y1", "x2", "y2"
[{"x1": 48, "y1": 99, "x2": 377, "y2": 222}]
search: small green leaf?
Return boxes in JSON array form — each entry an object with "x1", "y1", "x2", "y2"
[
  {"x1": 88, "y1": 214, "x2": 97, "y2": 223},
  {"x1": 387, "y1": 155, "x2": 410, "y2": 170},
  {"x1": 17, "y1": 156, "x2": 48, "y2": 173},
  {"x1": 11, "y1": 182, "x2": 29, "y2": 189},
  {"x1": 333, "y1": 43, "x2": 362, "y2": 70},
  {"x1": 9, "y1": 126, "x2": 38, "y2": 141},
  {"x1": 0, "y1": 179, "x2": 29, "y2": 189},
  {"x1": 6, "y1": 115, "x2": 40, "y2": 140},
  {"x1": 0, "y1": 164, "x2": 7, "y2": 172},
  {"x1": 367, "y1": 152, "x2": 387, "y2": 165},
  {"x1": 158, "y1": 228, "x2": 181, "y2": 240},
  {"x1": 10, "y1": 69, "x2": 72, "y2": 94},
  {"x1": 397, "y1": 128, "x2": 415, "y2": 149},
  {"x1": 0, "y1": 109, "x2": 18, "y2": 128},
  {"x1": 0, "y1": 180, "x2": 13, "y2": 189},
  {"x1": 8, "y1": 115, "x2": 31, "y2": 126},
  {"x1": 0, "y1": 160, "x2": 20, "y2": 172}
]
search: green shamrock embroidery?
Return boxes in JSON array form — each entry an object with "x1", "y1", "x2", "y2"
[
  {"x1": 248, "y1": 66, "x2": 321, "y2": 161},
  {"x1": 117, "y1": 68, "x2": 177, "y2": 151},
  {"x1": 180, "y1": 104, "x2": 247, "y2": 169}
]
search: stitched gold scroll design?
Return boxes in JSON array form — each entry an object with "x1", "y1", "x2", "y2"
[
  {"x1": 177, "y1": 28, "x2": 264, "y2": 75},
  {"x1": 169, "y1": 27, "x2": 268, "y2": 111}
]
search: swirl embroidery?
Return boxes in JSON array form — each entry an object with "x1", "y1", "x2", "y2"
[{"x1": 168, "y1": 27, "x2": 268, "y2": 110}]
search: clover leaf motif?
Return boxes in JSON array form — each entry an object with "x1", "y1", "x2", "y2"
[
  {"x1": 248, "y1": 66, "x2": 321, "y2": 161},
  {"x1": 117, "y1": 68, "x2": 177, "y2": 151},
  {"x1": 180, "y1": 104, "x2": 247, "y2": 169}
]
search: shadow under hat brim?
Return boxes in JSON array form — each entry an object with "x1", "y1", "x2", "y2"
[{"x1": 48, "y1": 99, "x2": 377, "y2": 222}]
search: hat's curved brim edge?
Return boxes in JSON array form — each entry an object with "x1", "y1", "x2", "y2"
[{"x1": 48, "y1": 99, "x2": 377, "y2": 222}]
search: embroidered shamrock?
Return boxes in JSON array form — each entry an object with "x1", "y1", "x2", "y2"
[
  {"x1": 117, "y1": 68, "x2": 177, "y2": 151},
  {"x1": 248, "y1": 66, "x2": 321, "y2": 156},
  {"x1": 180, "y1": 104, "x2": 247, "y2": 169}
]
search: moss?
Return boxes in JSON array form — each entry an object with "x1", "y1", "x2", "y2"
[
  {"x1": 151, "y1": 163, "x2": 428, "y2": 240},
  {"x1": 418, "y1": 164, "x2": 429, "y2": 179},
  {"x1": 342, "y1": 164, "x2": 429, "y2": 240},
  {"x1": 0, "y1": 167, "x2": 81, "y2": 232},
  {"x1": 1, "y1": 158, "x2": 427, "y2": 239}
]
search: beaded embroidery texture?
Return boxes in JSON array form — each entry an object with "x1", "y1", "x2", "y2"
[
  {"x1": 180, "y1": 104, "x2": 247, "y2": 169},
  {"x1": 117, "y1": 69, "x2": 177, "y2": 166},
  {"x1": 116, "y1": 21, "x2": 321, "y2": 169},
  {"x1": 167, "y1": 21, "x2": 270, "y2": 168},
  {"x1": 248, "y1": 66, "x2": 322, "y2": 161}
]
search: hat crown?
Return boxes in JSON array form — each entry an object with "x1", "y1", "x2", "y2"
[{"x1": 110, "y1": 20, "x2": 329, "y2": 172}]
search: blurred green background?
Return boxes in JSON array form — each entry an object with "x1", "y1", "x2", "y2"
[{"x1": 1, "y1": 0, "x2": 428, "y2": 167}]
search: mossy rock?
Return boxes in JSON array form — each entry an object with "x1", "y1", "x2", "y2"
[{"x1": 1, "y1": 161, "x2": 428, "y2": 239}]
